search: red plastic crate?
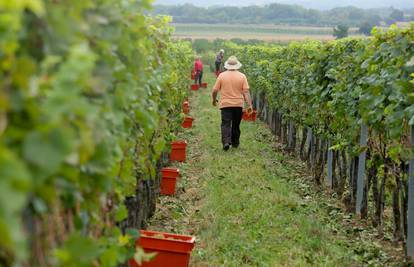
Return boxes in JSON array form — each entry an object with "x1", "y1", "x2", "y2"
[
  {"x1": 181, "y1": 117, "x2": 194, "y2": 129},
  {"x1": 190, "y1": 84, "x2": 199, "y2": 91},
  {"x1": 242, "y1": 109, "x2": 257, "y2": 121},
  {"x1": 182, "y1": 101, "x2": 190, "y2": 114},
  {"x1": 170, "y1": 141, "x2": 187, "y2": 162},
  {"x1": 129, "y1": 230, "x2": 196, "y2": 267},
  {"x1": 160, "y1": 168, "x2": 180, "y2": 195},
  {"x1": 201, "y1": 82, "x2": 207, "y2": 88}
]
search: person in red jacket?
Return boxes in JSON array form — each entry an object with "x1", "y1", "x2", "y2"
[{"x1": 194, "y1": 56, "x2": 203, "y2": 86}]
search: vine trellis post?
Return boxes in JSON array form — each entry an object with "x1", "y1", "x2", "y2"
[
  {"x1": 356, "y1": 123, "x2": 368, "y2": 215},
  {"x1": 407, "y1": 125, "x2": 414, "y2": 258},
  {"x1": 327, "y1": 140, "x2": 333, "y2": 188},
  {"x1": 306, "y1": 128, "x2": 312, "y2": 150}
]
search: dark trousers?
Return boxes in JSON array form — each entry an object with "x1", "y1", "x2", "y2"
[
  {"x1": 195, "y1": 70, "x2": 203, "y2": 85},
  {"x1": 221, "y1": 107, "x2": 243, "y2": 146},
  {"x1": 215, "y1": 61, "x2": 221, "y2": 72}
]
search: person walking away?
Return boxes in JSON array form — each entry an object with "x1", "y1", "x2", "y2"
[
  {"x1": 212, "y1": 56, "x2": 253, "y2": 151},
  {"x1": 215, "y1": 49, "x2": 224, "y2": 76},
  {"x1": 194, "y1": 56, "x2": 203, "y2": 86}
]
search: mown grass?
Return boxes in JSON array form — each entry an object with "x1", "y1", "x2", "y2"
[{"x1": 182, "y1": 73, "x2": 358, "y2": 266}]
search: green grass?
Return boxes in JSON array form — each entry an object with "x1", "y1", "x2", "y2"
[
  {"x1": 149, "y1": 74, "x2": 368, "y2": 266},
  {"x1": 170, "y1": 72, "x2": 357, "y2": 266}
]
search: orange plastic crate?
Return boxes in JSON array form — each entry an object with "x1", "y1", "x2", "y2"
[
  {"x1": 242, "y1": 109, "x2": 257, "y2": 121},
  {"x1": 170, "y1": 141, "x2": 187, "y2": 162},
  {"x1": 129, "y1": 230, "x2": 196, "y2": 267},
  {"x1": 182, "y1": 101, "x2": 190, "y2": 114},
  {"x1": 160, "y1": 168, "x2": 180, "y2": 195},
  {"x1": 181, "y1": 117, "x2": 194, "y2": 129}
]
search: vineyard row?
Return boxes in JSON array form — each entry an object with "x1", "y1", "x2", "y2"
[
  {"x1": 225, "y1": 24, "x2": 414, "y2": 258},
  {"x1": 1, "y1": 1, "x2": 191, "y2": 266}
]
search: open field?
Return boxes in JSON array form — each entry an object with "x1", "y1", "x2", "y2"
[{"x1": 172, "y1": 23, "x2": 361, "y2": 41}]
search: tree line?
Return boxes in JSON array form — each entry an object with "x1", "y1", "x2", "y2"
[{"x1": 153, "y1": 3, "x2": 411, "y2": 27}]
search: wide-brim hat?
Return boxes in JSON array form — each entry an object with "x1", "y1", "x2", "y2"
[{"x1": 224, "y1": 56, "x2": 242, "y2": 70}]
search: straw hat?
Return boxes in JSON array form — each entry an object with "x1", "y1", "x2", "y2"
[
  {"x1": 224, "y1": 56, "x2": 242, "y2": 70},
  {"x1": 220, "y1": 49, "x2": 224, "y2": 53}
]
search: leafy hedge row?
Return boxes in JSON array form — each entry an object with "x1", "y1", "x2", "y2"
[
  {"x1": 227, "y1": 25, "x2": 414, "y2": 145},
  {"x1": 0, "y1": 0, "x2": 191, "y2": 266},
  {"x1": 224, "y1": 24, "x2": 414, "y2": 251}
]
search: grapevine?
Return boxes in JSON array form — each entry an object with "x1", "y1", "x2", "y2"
[
  {"x1": 0, "y1": 0, "x2": 191, "y2": 266},
  {"x1": 224, "y1": 24, "x2": 414, "y2": 247}
]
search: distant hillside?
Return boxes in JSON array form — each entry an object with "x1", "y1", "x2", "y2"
[{"x1": 153, "y1": 0, "x2": 414, "y2": 10}]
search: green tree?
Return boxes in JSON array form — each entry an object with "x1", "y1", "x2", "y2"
[
  {"x1": 333, "y1": 24, "x2": 349, "y2": 39},
  {"x1": 359, "y1": 21, "x2": 375, "y2": 35},
  {"x1": 193, "y1": 39, "x2": 211, "y2": 53},
  {"x1": 388, "y1": 8, "x2": 404, "y2": 23},
  {"x1": 153, "y1": 4, "x2": 390, "y2": 26},
  {"x1": 230, "y1": 38, "x2": 244, "y2": 45}
]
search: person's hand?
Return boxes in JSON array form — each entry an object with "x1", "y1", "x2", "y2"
[
  {"x1": 212, "y1": 99, "x2": 218, "y2": 106},
  {"x1": 247, "y1": 106, "x2": 253, "y2": 114}
]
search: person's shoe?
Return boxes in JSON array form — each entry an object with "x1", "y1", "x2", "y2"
[
  {"x1": 223, "y1": 143, "x2": 230, "y2": 151},
  {"x1": 232, "y1": 144, "x2": 239, "y2": 148}
]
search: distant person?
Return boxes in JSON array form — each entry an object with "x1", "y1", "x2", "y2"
[
  {"x1": 215, "y1": 49, "x2": 224, "y2": 74},
  {"x1": 194, "y1": 56, "x2": 203, "y2": 86},
  {"x1": 212, "y1": 56, "x2": 253, "y2": 151}
]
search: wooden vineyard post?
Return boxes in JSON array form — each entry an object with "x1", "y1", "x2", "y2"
[
  {"x1": 288, "y1": 121, "x2": 294, "y2": 151},
  {"x1": 310, "y1": 135, "x2": 316, "y2": 167},
  {"x1": 252, "y1": 94, "x2": 255, "y2": 109},
  {"x1": 356, "y1": 123, "x2": 368, "y2": 215},
  {"x1": 407, "y1": 125, "x2": 414, "y2": 259},
  {"x1": 327, "y1": 140, "x2": 333, "y2": 188},
  {"x1": 306, "y1": 128, "x2": 312, "y2": 150},
  {"x1": 252, "y1": 93, "x2": 257, "y2": 109}
]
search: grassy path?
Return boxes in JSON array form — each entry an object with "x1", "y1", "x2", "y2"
[{"x1": 147, "y1": 73, "x2": 361, "y2": 266}]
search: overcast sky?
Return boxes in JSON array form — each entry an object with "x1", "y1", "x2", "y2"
[{"x1": 154, "y1": 0, "x2": 414, "y2": 10}]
